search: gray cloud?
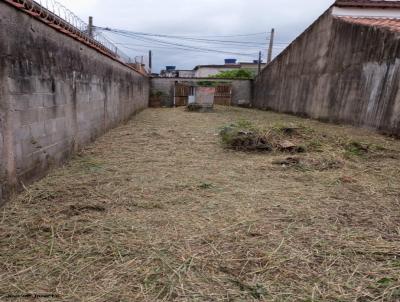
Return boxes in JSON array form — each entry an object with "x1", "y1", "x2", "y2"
[{"x1": 58, "y1": 0, "x2": 335, "y2": 72}]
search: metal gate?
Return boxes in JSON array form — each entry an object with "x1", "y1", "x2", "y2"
[{"x1": 214, "y1": 85, "x2": 232, "y2": 106}]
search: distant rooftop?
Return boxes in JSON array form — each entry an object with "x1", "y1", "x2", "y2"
[
  {"x1": 338, "y1": 16, "x2": 400, "y2": 31},
  {"x1": 334, "y1": 0, "x2": 400, "y2": 30},
  {"x1": 193, "y1": 65, "x2": 241, "y2": 70},
  {"x1": 335, "y1": 0, "x2": 400, "y2": 8},
  {"x1": 193, "y1": 62, "x2": 265, "y2": 70}
]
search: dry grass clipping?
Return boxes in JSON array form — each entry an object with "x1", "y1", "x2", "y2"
[{"x1": 0, "y1": 106, "x2": 399, "y2": 301}]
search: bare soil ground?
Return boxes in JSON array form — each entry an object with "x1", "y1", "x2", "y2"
[{"x1": 1, "y1": 106, "x2": 400, "y2": 301}]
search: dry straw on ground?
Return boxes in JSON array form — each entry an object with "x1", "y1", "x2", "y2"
[{"x1": 0, "y1": 106, "x2": 399, "y2": 301}]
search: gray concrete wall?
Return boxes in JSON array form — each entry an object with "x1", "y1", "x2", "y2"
[
  {"x1": 150, "y1": 78, "x2": 177, "y2": 107},
  {"x1": 253, "y1": 9, "x2": 400, "y2": 136},
  {"x1": 0, "y1": 2, "x2": 149, "y2": 204},
  {"x1": 231, "y1": 80, "x2": 253, "y2": 106},
  {"x1": 151, "y1": 77, "x2": 252, "y2": 107}
]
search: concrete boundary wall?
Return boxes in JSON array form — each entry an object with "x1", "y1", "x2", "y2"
[
  {"x1": 253, "y1": 9, "x2": 400, "y2": 136},
  {"x1": 150, "y1": 77, "x2": 252, "y2": 107},
  {"x1": 0, "y1": 2, "x2": 149, "y2": 204}
]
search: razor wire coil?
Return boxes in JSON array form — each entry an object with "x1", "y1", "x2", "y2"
[{"x1": 11, "y1": 0, "x2": 132, "y2": 63}]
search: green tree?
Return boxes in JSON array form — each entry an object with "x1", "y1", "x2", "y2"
[{"x1": 211, "y1": 69, "x2": 255, "y2": 79}]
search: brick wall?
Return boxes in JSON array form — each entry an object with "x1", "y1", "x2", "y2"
[{"x1": 0, "y1": 2, "x2": 149, "y2": 204}]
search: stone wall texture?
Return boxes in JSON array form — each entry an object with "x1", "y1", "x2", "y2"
[
  {"x1": 253, "y1": 9, "x2": 400, "y2": 136},
  {"x1": 0, "y1": 2, "x2": 149, "y2": 204}
]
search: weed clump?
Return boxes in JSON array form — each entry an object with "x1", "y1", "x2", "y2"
[
  {"x1": 198, "y1": 182, "x2": 214, "y2": 189},
  {"x1": 219, "y1": 120, "x2": 306, "y2": 153},
  {"x1": 187, "y1": 103, "x2": 213, "y2": 112},
  {"x1": 345, "y1": 141, "x2": 370, "y2": 157},
  {"x1": 220, "y1": 120, "x2": 271, "y2": 151}
]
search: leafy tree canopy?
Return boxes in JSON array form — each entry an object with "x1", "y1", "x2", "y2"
[{"x1": 211, "y1": 69, "x2": 255, "y2": 79}]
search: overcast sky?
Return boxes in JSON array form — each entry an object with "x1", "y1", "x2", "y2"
[{"x1": 56, "y1": 0, "x2": 335, "y2": 72}]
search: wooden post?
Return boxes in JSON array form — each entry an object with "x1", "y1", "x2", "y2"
[{"x1": 258, "y1": 51, "x2": 262, "y2": 75}]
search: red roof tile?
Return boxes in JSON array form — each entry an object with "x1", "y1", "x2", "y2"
[
  {"x1": 335, "y1": 0, "x2": 400, "y2": 8},
  {"x1": 338, "y1": 16, "x2": 400, "y2": 32}
]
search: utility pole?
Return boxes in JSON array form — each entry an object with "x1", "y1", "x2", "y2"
[
  {"x1": 148, "y1": 50, "x2": 152, "y2": 74},
  {"x1": 258, "y1": 51, "x2": 262, "y2": 75},
  {"x1": 88, "y1": 16, "x2": 94, "y2": 38},
  {"x1": 267, "y1": 28, "x2": 275, "y2": 63}
]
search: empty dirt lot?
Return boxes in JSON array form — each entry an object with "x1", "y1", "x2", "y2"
[{"x1": 1, "y1": 106, "x2": 400, "y2": 301}]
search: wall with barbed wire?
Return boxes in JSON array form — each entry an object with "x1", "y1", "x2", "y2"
[
  {"x1": 0, "y1": 0, "x2": 149, "y2": 204},
  {"x1": 3, "y1": 0, "x2": 134, "y2": 64}
]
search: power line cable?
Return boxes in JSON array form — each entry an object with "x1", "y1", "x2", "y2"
[
  {"x1": 193, "y1": 32, "x2": 267, "y2": 38},
  {"x1": 96, "y1": 27, "x2": 290, "y2": 61},
  {"x1": 120, "y1": 44, "x2": 258, "y2": 58},
  {"x1": 113, "y1": 41, "x2": 265, "y2": 50},
  {"x1": 97, "y1": 27, "x2": 266, "y2": 46},
  {"x1": 104, "y1": 30, "x2": 259, "y2": 57},
  {"x1": 101, "y1": 27, "x2": 292, "y2": 52}
]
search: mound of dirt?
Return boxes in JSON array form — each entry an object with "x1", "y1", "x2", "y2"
[
  {"x1": 219, "y1": 121, "x2": 306, "y2": 153},
  {"x1": 220, "y1": 128, "x2": 273, "y2": 151}
]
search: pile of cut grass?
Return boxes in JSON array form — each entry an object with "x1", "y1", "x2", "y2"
[
  {"x1": 219, "y1": 120, "x2": 307, "y2": 153},
  {"x1": 0, "y1": 106, "x2": 399, "y2": 301}
]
